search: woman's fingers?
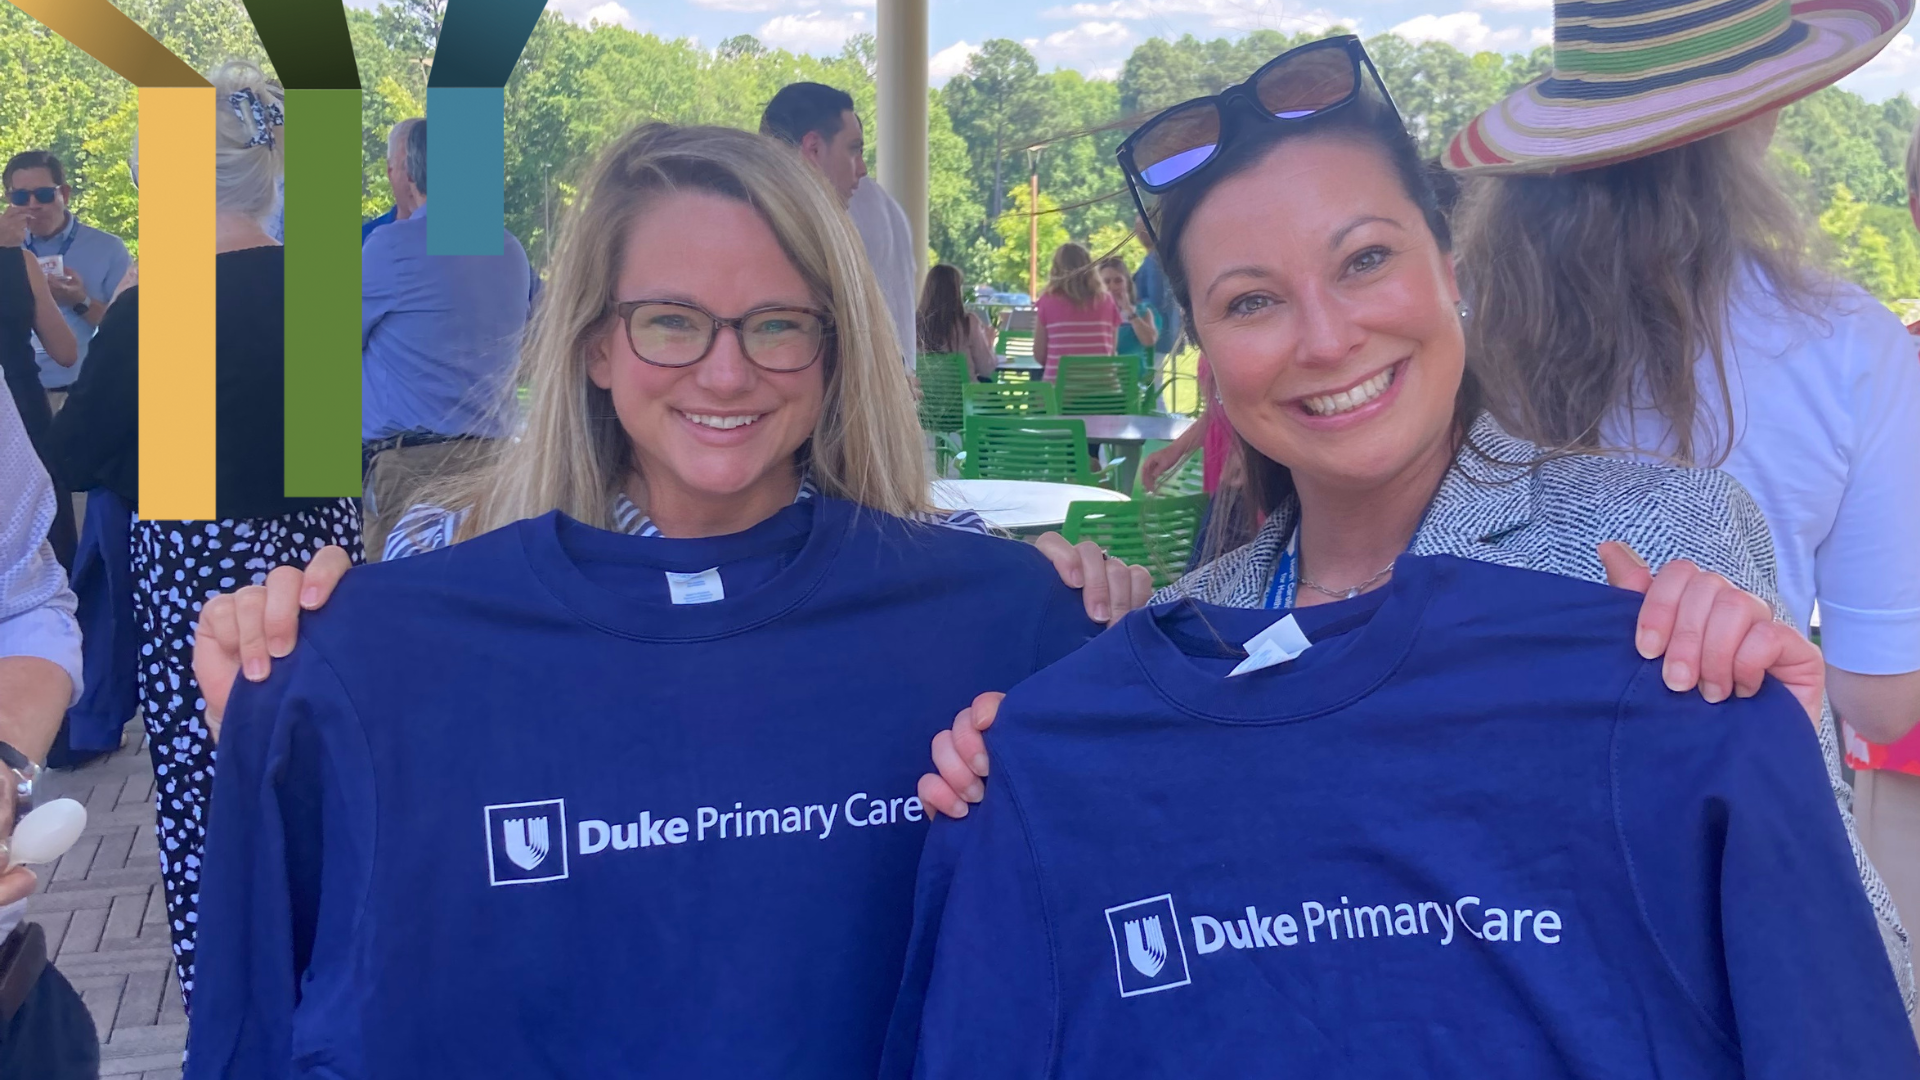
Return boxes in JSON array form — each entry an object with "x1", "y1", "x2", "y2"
[
  {"x1": 192, "y1": 594, "x2": 242, "y2": 726},
  {"x1": 1661, "y1": 566, "x2": 1724, "y2": 693},
  {"x1": 1101, "y1": 554, "x2": 1138, "y2": 627},
  {"x1": 300, "y1": 545, "x2": 353, "y2": 610},
  {"x1": 1632, "y1": 557, "x2": 1698, "y2": 661},
  {"x1": 918, "y1": 770, "x2": 967, "y2": 820},
  {"x1": 232, "y1": 585, "x2": 271, "y2": 683},
  {"x1": 1070, "y1": 540, "x2": 1113, "y2": 624},
  {"x1": 1597, "y1": 540, "x2": 1653, "y2": 594},
  {"x1": 1694, "y1": 587, "x2": 1766, "y2": 704},
  {"x1": 1033, "y1": 531, "x2": 1084, "y2": 589},
  {"x1": 262, "y1": 565, "x2": 304, "y2": 658},
  {"x1": 930, "y1": 730, "x2": 982, "y2": 805}
]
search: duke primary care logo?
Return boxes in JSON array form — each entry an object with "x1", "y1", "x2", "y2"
[
  {"x1": 1105, "y1": 894, "x2": 1192, "y2": 997},
  {"x1": 486, "y1": 799, "x2": 570, "y2": 886}
]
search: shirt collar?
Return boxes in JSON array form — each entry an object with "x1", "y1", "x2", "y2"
[
  {"x1": 609, "y1": 472, "x2": 819, "y2": 538},
  {"x1": 25, "y1": 211, "x2": 77, "y2": 253}
]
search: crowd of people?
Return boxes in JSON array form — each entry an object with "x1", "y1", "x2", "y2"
[{"x1": 0, "y1": 11, "x2": 1914, "y2": 1076}]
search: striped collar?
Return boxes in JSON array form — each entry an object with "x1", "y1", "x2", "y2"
[{"x1": 610, "y1": 476, "x2": 820, "y2": 538}]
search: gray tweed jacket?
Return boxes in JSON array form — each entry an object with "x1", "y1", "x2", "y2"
[{"x1": 1158, "y1": 413, "x2": 1915, "y2": 1011}]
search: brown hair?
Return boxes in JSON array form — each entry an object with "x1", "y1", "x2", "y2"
[
  {"x1": 1044, "y1": 242, "x2": 1100, "y2": 306},
  {"x1": 917, "y1": 263, "x2": 970, "y2": 354},
  {"x1": 1096, "y1": 256, "x2": 1135, "y2": 307},
  {"x1": 1150, "y1": 90, "x2": 1477, "y2": 520},
  {"x1": 1455, "y1": 124, "x2": 1829, "y2": 466}
]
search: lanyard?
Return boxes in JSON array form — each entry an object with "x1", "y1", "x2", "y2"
[
  {"x1": 1262, "y1": 526, "x2": 1301, "y2": 610},
  {"x1": 25, "y1": 215, "x2": 77, "y2": 260}
]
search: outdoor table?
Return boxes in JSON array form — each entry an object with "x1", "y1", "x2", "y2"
[
  {"x1": 1077, "y1": 414, "x2": 1196, "y2": 494},
  {"x1": 929, "y1": 478, "x2": 1129, "y2": 533},
  {"x1": 996, "y1": 356, "x2": 1042, "y2": 374}
]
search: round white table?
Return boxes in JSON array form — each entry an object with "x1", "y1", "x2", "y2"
[{"x1": 930, "y1": 479, "x2": 1130, "y2": 532}]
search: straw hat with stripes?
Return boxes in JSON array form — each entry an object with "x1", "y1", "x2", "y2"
[{"x1": 1445, "y1": 0, "x2": 1914, "y2": 175}]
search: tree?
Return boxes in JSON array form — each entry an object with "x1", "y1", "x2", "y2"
[
  {"x1": 990, "y1": 184, "x2": 1069, "y2": 292},
  {"x1": 942, "y1": 40, "x2": 1046, "y2": 226}
]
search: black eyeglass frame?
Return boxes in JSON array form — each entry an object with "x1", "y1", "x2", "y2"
[
  {"x1": 5, "y1": 186, "x2": 60, "y2": 206},
  {"x1": 613, "y1": 299, "x2": 836, "y2": 372},
  {"x1": 1116, "y1": 35, "x2": 1400, "y2": 247}
]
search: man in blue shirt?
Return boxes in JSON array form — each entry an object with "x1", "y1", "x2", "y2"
[
  {"x1": 2, "y1": 152, "x2": 131, "y2": 392},
  {"x1": 892, "y1": 556, "x2": 1920, "y2": 1078},
  {"x1": 360, "y1": 118, "x2": 420, "y2": 246},
  {"x1": 360, "y1": 119, "x2": 530, "y2": 554}
]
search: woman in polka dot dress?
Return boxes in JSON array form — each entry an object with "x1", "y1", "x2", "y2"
[{"x1": 51, "y1": 62, "x2": 364, "y2": 1007}]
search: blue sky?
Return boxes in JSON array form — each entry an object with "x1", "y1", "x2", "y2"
[{"x1": 348, "y1": 0, "x2": 1920, "y2": 102}]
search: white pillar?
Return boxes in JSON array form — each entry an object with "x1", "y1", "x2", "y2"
[{"x1": 877, "y1": 0, "x2": 929, "y2": 283}]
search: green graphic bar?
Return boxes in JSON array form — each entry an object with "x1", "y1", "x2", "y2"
[
  {"x1": 283, "y1": 87, "x2": 365, "y2": 496},
  {"x1": 427, "y1": 86, "x2": 507, "y2": 256}
]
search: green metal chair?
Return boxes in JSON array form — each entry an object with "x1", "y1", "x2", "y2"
[
  {"x1": 995, "y1": 329, "x2": 1035, "y2": 360},
  {"x1": 960, "y1": 416, "x2": 1100, "y2": 485},
  {"x1": 964, "y1": 379, "x2": 1058, "y2": 417},
  {"x1": 1060, "y1": 494, "x2": 1208, "y2": 587},
  {"x1": 917, "y1": 353, "x2": 969, "y2": 476},
  {"x1": 1055, "y1": 354, "x2": 1144, "y2": 415}
]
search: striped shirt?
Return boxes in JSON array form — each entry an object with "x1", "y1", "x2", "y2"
[
  {"x1": 382, "y1": 475, "x2": 990, "y2": 561},
  {"x1": 1035, "y1": 292, "x2": 1121, "y2": 379}
]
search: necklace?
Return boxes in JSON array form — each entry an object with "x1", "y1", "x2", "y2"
[{"x1": 1297, "y1": 559, "x2": 1396, "y2": 600}]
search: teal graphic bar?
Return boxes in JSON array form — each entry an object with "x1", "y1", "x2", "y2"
[
  {"x1": 427, "y1": 86, "x2": 507, "y2": 256},
  {"x1": 282, "y1": 87, "x2": 364, "y2": 496}
]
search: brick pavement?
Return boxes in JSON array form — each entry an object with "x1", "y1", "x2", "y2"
[{"x1": 23, "y1": 720, "x2": 185, "y2": 1079}]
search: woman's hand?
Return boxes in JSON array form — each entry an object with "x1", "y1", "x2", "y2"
[
  {"x1": 1138, "y1": 445, "x2": 1189, "y2": 494},
  {"x1": 920, "y1": 692, "x2": 1004, "y2": 819},
  {"x1": 1034, "y1": 532, "x2": 1155, "y2": 626},
  {"x1": 0, "y1": 784, "x2": 36, "y2": 907},
  {"x1": 1598, "y1": 541, "x2": 1824, "y2": 725},
  {"x1": 192, "y1": 544, "x2": 354, "y2": 740}
]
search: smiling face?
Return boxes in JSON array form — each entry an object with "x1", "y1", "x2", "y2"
[
  {"x1": 588, "y1": 190, "x2": 828, "y2": 532},
  {"x1": 1178, "y1": 134, "x2": 1464, "y2": 496},
  {"x1": 1099, "y1": 265, "x2": 1131, "y2": 305}
]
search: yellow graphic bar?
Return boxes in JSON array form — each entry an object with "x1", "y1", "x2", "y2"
[
  {"x1": 4, "y1": 0, "x2": 203, "y2": 86},
  {"x1": 138, "y1": 89, "x2": 217, "y2": 520}
]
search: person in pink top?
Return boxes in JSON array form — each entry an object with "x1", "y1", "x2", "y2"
[{"x1": 1032, "y1": 242, "x2": 1120, "y2": 379}]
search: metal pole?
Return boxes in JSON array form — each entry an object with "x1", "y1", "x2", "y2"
[{"x1": 1028, "y1": 166, "x2": 1039, "y2": 298}]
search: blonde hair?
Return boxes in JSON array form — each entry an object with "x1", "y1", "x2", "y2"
[
  {"x1": 208, "y1": 60, "x2": 284, "y2": 221},
  {"x1": 437, "y1": 122, "x2": 930, "y2": 541},
  {"x1": 1457, "y1": 127, "x2": 1829, "y2": 466},
  {"x1": 1045, "y1": 242, "x2": 1100, "y2": 306}
]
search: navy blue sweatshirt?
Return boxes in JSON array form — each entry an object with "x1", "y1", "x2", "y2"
[
  {"x1": 891, "y1": 554, "x2": 1918, "y2": 1079},
  {"x1": 186, "y1": 497, "x2": 1098, "y2": 1078}
]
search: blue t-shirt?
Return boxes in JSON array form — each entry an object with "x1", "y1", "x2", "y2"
[
  {"x1": 890, "y1": 555, "x2": 1917, "y2": 1079},
  {"x1": 187, "y1": 496, "x2": 1099, "y2": 1079}
]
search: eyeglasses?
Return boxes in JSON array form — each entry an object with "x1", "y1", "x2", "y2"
[
  {"x1": 614, "y1": 300, "x2": 833, "y2": 373},
  {"x1": 6, "y1": 187, "x2": 58, "y2": 206},
  {"x1": 1117, "y1": 36, "x2": 1398, "y2": 245}
]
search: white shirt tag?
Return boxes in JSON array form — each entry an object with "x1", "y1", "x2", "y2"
[
  {"x1": 665, "y1": 568, "x2": 725, "y2": 605},
  {"x1": 1228, "y1": 613, "x2": 1312, "y2": 677}
]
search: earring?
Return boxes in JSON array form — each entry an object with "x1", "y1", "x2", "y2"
[{"x1": 1456, "y1": 301, "x2": 1471, "y2": 321}]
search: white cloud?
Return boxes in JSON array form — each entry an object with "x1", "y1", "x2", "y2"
[
  {"x1": 692, "y1": 0, "x2": 791, "y2": 10},
  {"x1": 1840, "y1": 32, "x2": 1920, "y2": 100},
  {"x1": 581, "y1": 2, "x2": 639, "y2": 27},
  {"x1": 930, "y1": 40, "x2": 983, "y2": 83},
  {"x1": 1043, "y1": 20, "x2": 1134, "y2": 50},
  {"x1": 1470, "y1": 0, "x2": 1553, "y2": 11},
  {"x1": 756, "y1": 9, "x2": 871, "y2": 54},
  {"x1": 1389, "y1": 11, "x2": 1545, "y2": 52},
  {"x1": 1039, "y1": 0, "x2": 1347, "y2": 35},
  {"x1": 841, "y1": 0, "x2": 878, "y2": 8}
]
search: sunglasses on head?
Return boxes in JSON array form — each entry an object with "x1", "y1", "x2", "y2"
[
  {"x1": 6, "y1": 187, "x2": 58, "y2": 206},
  {"x1": 1117, "y1": 35, "x2": 1398, "y2": 245}
]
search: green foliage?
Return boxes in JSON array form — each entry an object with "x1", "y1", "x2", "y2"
[
  {"x1": 991, "y1": 185, "x2": 1069, "y2": 294},
  {"x1": 6, "y1": 5, "x2": 1920, "y2": 304}
]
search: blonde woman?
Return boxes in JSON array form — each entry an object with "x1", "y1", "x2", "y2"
[
  {"x1": 1033, "y1": 241, "x2": 1121, "y2": 379},
  {"x1": 182, "y1": 123, "x2": 1147, "y2": 1077}
]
